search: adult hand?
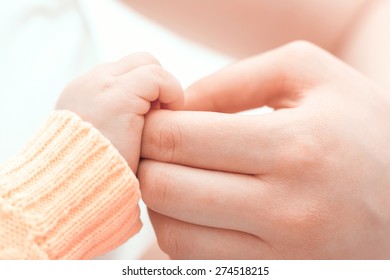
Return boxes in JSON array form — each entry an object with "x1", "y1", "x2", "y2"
[{"x1": 139, "y1": 41, "x2": 390, "y2": 259}]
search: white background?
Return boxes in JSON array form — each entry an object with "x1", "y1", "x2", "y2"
[{"x1": 0, "y1": 0, "x2": 232, "y2": 259}]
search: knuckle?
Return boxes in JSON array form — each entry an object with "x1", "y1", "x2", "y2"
[
  {"x1": 276, "y1": 118, "x2": 325, "y2": 170},
  {"x1": 293, "y1": 114, "x2": 332, "y2": 169},
  {"x1": 269, "y1": 40, "x2": 328, "y2": 91},
  {"x1": 138, "y1": 162, "x2": 171, "y2": 210},
  {"x1": 281, "y1": 40, "x2": 330, "y2": 72},
  {"x1": 157, "y1": 224, "x2": 186, "y2": 259},
  {"x1": 156, "y1": 118, "x2": 182, "y2": 163},
  {"x1": 276, "y1": 198, "x2": 330, "y2": 245},
  {"x1": 293, "y1": 203, "x2": 327, "y2": 230},
  {"x1": 291, "y1": 133, "x2": 322, "y2": 168},
  {"x1": 283, "y1": 40, "x2": 320, "y2": 56}
]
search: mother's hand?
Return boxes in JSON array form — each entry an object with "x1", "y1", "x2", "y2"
[{"x1": 139, "y1": 41, "x2": 390, "y2": 259}]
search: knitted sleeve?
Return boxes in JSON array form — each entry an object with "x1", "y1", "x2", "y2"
[{"x1": 0, "y1": 111, "x2": 141, "y2": 259}]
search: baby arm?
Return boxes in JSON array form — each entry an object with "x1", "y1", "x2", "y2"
[{"x1": 0, "y1": 53, "x2": 183, "y2": 259}]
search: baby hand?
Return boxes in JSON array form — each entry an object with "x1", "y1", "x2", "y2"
[{"x1": 56, "y1": 53, "x2": 184, "y2": 172}]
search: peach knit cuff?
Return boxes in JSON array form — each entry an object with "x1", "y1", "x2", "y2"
[{"x1": 0, "y1": 110, "x2": 141, "y2": 259}]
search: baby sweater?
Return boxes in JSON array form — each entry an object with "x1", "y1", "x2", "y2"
[{"x1": 0, "y1": 111, "x2": 141, "y2": 259}]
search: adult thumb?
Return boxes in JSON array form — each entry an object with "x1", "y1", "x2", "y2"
[{"x1": 184, "y1": 41, "x2": 333, "y2": 113}]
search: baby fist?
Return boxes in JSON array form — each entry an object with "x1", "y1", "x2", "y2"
[{"x1": 56, "y1": 53, "x2": 184, "y2": 172}]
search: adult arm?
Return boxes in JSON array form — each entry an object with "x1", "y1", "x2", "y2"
[
  {"x1": 122, "y1": 0, "x2": 366, "y2": 58},
  {"x1": 124, "y1": 0, "x2": 390, "y2": 93},
  {"x1": 336, "y1": 0, "x2": 390, "y2": 92}
]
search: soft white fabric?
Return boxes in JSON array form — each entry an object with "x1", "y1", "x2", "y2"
[{"x1": 0, "y1": 0, "x2": 231, "y2": 259}]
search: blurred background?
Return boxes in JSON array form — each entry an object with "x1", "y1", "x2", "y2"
[{"x1": 0, "y1": 0, "x2": 232, "y2": 259}]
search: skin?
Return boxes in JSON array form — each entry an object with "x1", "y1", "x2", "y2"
[
  {"x1": 56, "y1": 53, "x2": 184, "y2": 173},
  {"x1": 123, "y1": 0, "x2": 390, "y2": 93},
  {"x1": 124, "y1": 0, "x2": 390, "y2": 258},
  {"x1": 123, "y1": 0, "x2": 367, "y2": 58},
  {"x1": 139, "y1": 41, "x2": 390, "y2": 259},
  {"x1": 337, "y1": 0, "x2": 390, "y2": 92}
]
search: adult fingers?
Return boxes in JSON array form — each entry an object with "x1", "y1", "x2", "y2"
[
  {"x1": 148, "y1": 210, "x2": 277, "y2": 259},
  {"x1": 184, "y1": 41, "x2": 338, "y2": 113},
  {"x1": 141, "y1": 108, "x2": 298, "y2": 174},
  {"x1": 138, "y1": 160, "x2": 274, "y2": 237}
]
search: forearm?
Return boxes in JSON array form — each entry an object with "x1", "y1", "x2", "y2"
[
  {"x1": 123, "y1": 0, "x2": 366, "y2": 58},
  {"x1": 336, "y1": 0, "x2": 390, "y2": 92}
]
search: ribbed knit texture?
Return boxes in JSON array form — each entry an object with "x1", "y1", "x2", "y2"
[{"x1": 0, "y1": 111, "x2": 142, "y2": 259}]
